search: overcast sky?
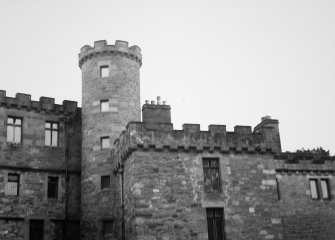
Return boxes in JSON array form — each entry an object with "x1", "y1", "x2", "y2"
[{"x1": 0, "y1": 0, "x2": 334, "y2": 154}]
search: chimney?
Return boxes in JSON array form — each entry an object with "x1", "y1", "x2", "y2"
[
  {"x1": 142, "y1": 97, "x2": 171, "y2": 125},
  {"x1": 254, "y1": 116, "x2": 281, "y2": 153}
]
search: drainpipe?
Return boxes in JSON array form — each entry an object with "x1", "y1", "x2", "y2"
[{"x1": 64, "y1": 116, "x2": 70, "y2": 240}]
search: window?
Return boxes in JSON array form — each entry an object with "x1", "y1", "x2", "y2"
[
  {"x1": 203, "y1": 158, "x2": 220, "y2": 192},
  {"x1": 45, "y1": 122, "x2": 58, "y2": 147},
  {"x1": 103, "y1": 220, "x2": 113, "y2": 239},
  {"x1": 7, "y1": 117, "x2": 22, "y2": 143},
  {"x1": 101, "y1": 176, "x2": 110, "y2": 189},
  {"x1": 48, "y1": 176, "x2": 59, "y2": 199},
  {"x1": 100, "y1": 100, "x2": 109, "y2": 112},
  {"x1": 6, "y1": 173, "x2": 19, "y2": 196},
  {"x1": 29, "y1": 220, "x2": 44, "y2": 240},
  {"x1": 100, "y1": 66, "x2": 109, "y2": 78},
  {"x1": 206, "y1": 208, "x2": 225, "y2": 240},
  {"x1": 309, "y1": 178, "x2": 330, "y2": 200},
  {"x1": 101, "y1": 137, "x2": 110, "y2": 149}
]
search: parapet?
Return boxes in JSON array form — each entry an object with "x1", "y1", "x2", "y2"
[
  {"x1": 275, "y1": 150, "x2": 335, "y2": 175},
  {"x1": 113, "y1": 118, "x2": 282, "y2": 161},
  {"x1": 0, "y1": 90, "x2": 79, "y2": 115},
  {"x1": 78, "y1": 40, "x2": 142, "y2": 68}
]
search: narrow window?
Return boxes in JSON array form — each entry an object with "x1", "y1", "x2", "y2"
[
  {"x1": 48, "y1": 176, "x2": 59, "y2": 199},
  {"x1": 100, "y1": 100, "x2": 109, "y2": 112},
  {"x1": 103, "y1": 220, "x2": 114, "y2": 238},
  {"x1": 206, "y1": 208, "x2": 225, "y2": 240},
  {"x1": 7, "y1": 117, "x2": 22, "y2": 143},
  {"x1": 203, "y1": 158, "x2": 220, "y2": 192},
  {"x1": 276, "y1": 177, "x2": 281, "y2": 200},
  {"x1": 101, "y1": 137, "x2": 110, "y2": 149},
  {"x1": 310, "y1": 179, "x2": 318, "y2": 199},
  {"x1": 320, "y1": 179, "x2": 330, "y2": 199},
  {"x1": 6, "y1": 173, "x2": 19, "y2": 196},
  {"x1": 100, "y1": 66, "x2": 109, "y2": 78},
  {"x1": 29, "y1": 220, "x2": 44, "y2": 240},
  {"x1": 101, "y1": 176, "x2": 111, "y2": 189},
  {"x1": 45, "y1": 122, "x2": 58, "y2": 147}
]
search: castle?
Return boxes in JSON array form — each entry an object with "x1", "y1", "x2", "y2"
[{"x1": 0, "y1": 40, "x2": 334, "y2": 240}]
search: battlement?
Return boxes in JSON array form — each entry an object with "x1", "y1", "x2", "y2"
[
  {"x1": 0, "y1": 90, "x2": 79, "y2": 114},
  {"x1": 78, "y1": 40, "x2": 142, "y2": 68},
  {"x1": 113, "y1": 119, "x2": 282, "y2": 161}
]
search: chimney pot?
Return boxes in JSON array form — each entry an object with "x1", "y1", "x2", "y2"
[
  {"x1": 151, "y1": 101, "x2": 155, "y2": 105},
  {"x1": 145, "y1": 100, "x2": 149, "y2": 104}
]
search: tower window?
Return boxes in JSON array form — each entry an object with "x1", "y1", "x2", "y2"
[
  {"x1": 48, "y1": 176, "x2": 59, "y2": 199},
  {"x1": 206, "y1": 208, "x2": 225, "y2": 240},
  {"x1": 309, "y1": 178, "x2": 330, "y2": 200},
  {"x1": 100, "y1": 100, "x2": 109, "y2": 112},
  {"x1": 101, "y1": 137, "x2": 110, "y2": 149},
  {"x1": 6, "y1": 173, "x2": 20, "y2": 196},
  {"x1": 7, "y1": 117, "x2": 22, "y2": 143},
  {"x1": 29, "y1": 220, "x2": 44, "y2": 240},
  {"x1": 203, "y1": 158, "x2": 220, "y2": 192},
  {"x1": 45, "y1": 122, "x2": 58, "y2": 147},
  {"x1": 101, "y1": 176, "x2": 111, "y2": 189},
  {"x1": 100, "y1": 66, "x2": 109, "y2": 78}
]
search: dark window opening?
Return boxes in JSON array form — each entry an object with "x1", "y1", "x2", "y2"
[
  {"x1": 29, "y1": 220, "x2": 44, "y2": 240},
  {"x1": 45, "y1": 122, "x2": 58, "y2": 147},
  {"x1": 7, "y1": 173, "x2": 19, "y2": 196},
  {"x1": 103, "y1": 220, "x2": 114, "y2": 239},
  {"x1": 48, "y1": 176, "x2": 59, "y2": 199},
  {"x1": 7, "y1": 117, "x2": 22, "y2": 143},
  {"x1": 203, "y1": 158, "x2": 220, "y2": 192},
  {"x1": 101, "y1": 176, "x2": 111, "y2": 189},
  {"x1": 206, "y1": 208, "x2": 225, "y2": 240}
]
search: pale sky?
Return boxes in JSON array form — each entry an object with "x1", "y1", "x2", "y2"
[{"x1": 0, "y1": 0, "x2": 334, "y2": 154}]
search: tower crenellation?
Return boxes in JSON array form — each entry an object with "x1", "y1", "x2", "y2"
[{"x1": 78, "y1": 40, "x2": 142, "y2": 68}]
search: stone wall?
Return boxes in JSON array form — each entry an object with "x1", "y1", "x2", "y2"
[
  {"x1": 0, "y1": 94, "x2": 81, "y2": 240},
  {"x1": 117, "y1": 150, "x2": 282, "y2": 240}
]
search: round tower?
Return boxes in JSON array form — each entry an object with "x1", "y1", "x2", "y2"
[{"x1": 78, "y1": 40, "x2": 142, "y2": 239}]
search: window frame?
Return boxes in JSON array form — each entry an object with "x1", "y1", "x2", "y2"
[
  {"x1": 203, "y1": 158, "x2": 221, "y2": 193},
  {"x1": 101, "y1": 175, "x2": 111, "y2": 190},
  {"x1": 45, "y1": 121, "x2": 59, "y2": 147},
  {"x1": 101, "y1": 136, "x2": 110, "y2": 149},
  {"x1": 100, "y1": 65, "x2": 109, "y2": 78},
  {"x1": 100, "y1": 99, "x2": 109, "y2": 112},
  {"x1": 309, "y1": 178, "x2": 331, "y2": 200},
  {"x1": 47, "y1": 176, "x2": 59, "y2": 199},
  {"x1": 7, "y1": 173, "x2": 20, "y2": 196},
  {"x1": 206, "y1": 208, "x2": 225, "y2": 240},
  {"x1": 7, "y1": 116, "x2": 22, "y2": 144}
]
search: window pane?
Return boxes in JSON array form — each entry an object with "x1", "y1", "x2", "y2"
[
  {"x1": 45, "y1": 130, "x2": 51, "y2": 146},
  {"x1": 310, "y1": 180, "x2": 318, "y2": 199},
  {"x1": 15, "y1": 118, "x2": 22, "y2": 125},
  {"x1": 45, "y1": 122, "x2": 51, "y2": 129},
  {"x1": 48, "y1": 177, "x2": 58, "y2": 198},
  {"x1": 321, "y1": 180, "x2": 329, "y2": 199},
  {"x1": 52, "y1": 131, "x2": 58, "y2": 146},
  {"x1": 100, "y1": 66, "x2": 109, "y2": 78},
  {"x1": 14, "y1": 126, "x2": 21, "y2": 143},
  {"x1": 203, "y1": 159, "x2": 209, "y2": 168},
  {"x1": 101, "y1": 100, "x2": 109, "y2": 112},
  {"x1": 101, "y1": 137, "x2": 110, "y2": 149},
  {"x1": 7, "y1": 117, "x2": 14, "y2": 124},
  {"x1": 8, "y1": 174, "x2": 19, "y2": 182},
  {"x1": 101, "y1": 176, "x2": 110, "y2": 189},
  {"x1": 52, "y1": 123, "x2": 58, "y2": 130},
  {"x1": 211, "y1": 169, "x2": 220, "y2": 191},
  {"x1": 211, "y1": 159, "x2": 219, "y2": 167},
  {"x1": 7, "y1": 125, "x2": 14, "y2": 142}
]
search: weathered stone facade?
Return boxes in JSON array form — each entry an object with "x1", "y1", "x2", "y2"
[{"x1": 0, "y1": 40, "x2": 334, "y2": 240}]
